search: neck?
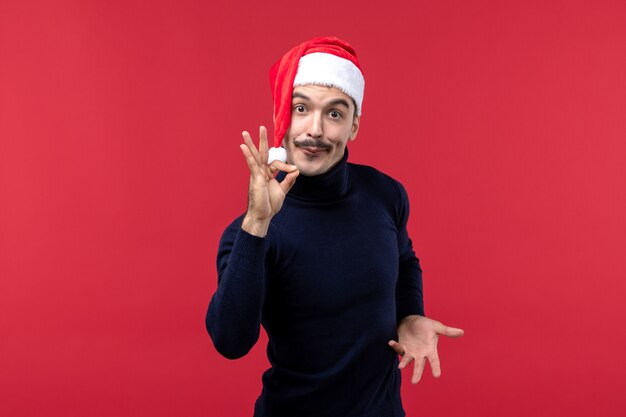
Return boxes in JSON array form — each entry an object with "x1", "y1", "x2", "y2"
[{"x1": 287, "y1": 148, "x2": 350, "y2": 201}]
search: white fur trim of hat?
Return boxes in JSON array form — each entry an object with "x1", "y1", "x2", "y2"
[{"x1": 293, "y1": 52, "x2": 364, "y2": 116}]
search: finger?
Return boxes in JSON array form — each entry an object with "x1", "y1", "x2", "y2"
[
  {"x1": 434, "y1": 322, "x2": 465, "y2": 338},
  {"x1": 412, "y1": 356, "x2": 426, "y2": 384},
  {"x1": 240, "y1": 144, "x2": 262, "y2": 175},
  {"x1": 388, "y1": 341, "x2": 413, "y2": 369},
  {"x1": 242, "y1": 131, "x2": 262, "y2": 166},
  {"x1": 259, "y1": 126, "x2": 269, "y2": 164},
  {"x1": 398, "y1": 352, "x2": 414, "y2": 370},
  {"x1": 428, "y1": 352, "x2": 441, "y2": 378},
  {"x1": 387, "y1": 340, "x2": 405, "y2": 356},
  {"x1": 244, "y1": 128, "x2": 273, "y2": 179},
  {"x1": 259, "y1": 127, "x2": 274, "y2": 179},
  {"x1": 270, "y1": 160, "x2": 298, "y2": 173},
  {"x1": 268, "y1": 160, "x2": 297, "y2": 180}
]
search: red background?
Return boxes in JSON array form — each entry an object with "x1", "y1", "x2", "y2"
[{"x1": 1, "y1": 0, "x2": 625, "y2": 416}]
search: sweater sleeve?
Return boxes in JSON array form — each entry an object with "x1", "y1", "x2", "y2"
[
  {"x1": 395, "y1": 183, "x2": 425, "y2": 322},
  {"x1": 205, "y1": 217, "x2": 268, "y2": 359}
]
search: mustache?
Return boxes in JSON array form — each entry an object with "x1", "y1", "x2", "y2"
[{"x1": 293, "y1": 138, "x2": 331, "y2": 150}]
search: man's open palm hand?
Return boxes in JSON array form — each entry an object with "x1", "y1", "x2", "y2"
[{"x1": 388, "y1": 315, "x2": 464, "y2": 384}]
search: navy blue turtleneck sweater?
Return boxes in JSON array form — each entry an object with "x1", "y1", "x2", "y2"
[{"x1": 206, "y1": 150, "x2": 424, "y2": 417}]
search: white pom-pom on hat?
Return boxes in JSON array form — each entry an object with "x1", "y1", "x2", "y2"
[{"x1": 268, "y1": 147, "x2": 287, "y2": 164}]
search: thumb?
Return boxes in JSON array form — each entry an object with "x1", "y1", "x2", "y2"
[
  {"x1": 441, "y1": 326, "x2": 464, "y2": 338},
  {"x1": 279, "y1": 168, "x2": 299, "y2": 194},
  {"x1": 388, "y1": 340, "x2": 405, "y2": 356}
]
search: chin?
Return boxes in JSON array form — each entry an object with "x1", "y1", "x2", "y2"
[
  {"x1": 287, "y1": 153, "x2": 326, "y2": 176},
  {"x1": 296, "y1": 162, "x2": 328, "y2": 177}
]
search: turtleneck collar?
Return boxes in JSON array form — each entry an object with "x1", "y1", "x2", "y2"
[{"x1": 286, "y1": 148, "x2": 350, "y2": 202}]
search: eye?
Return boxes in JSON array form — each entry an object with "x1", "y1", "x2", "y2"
[
  {"x1": 294, "y1": 104, "x2": 306, "y2": 113},
  {"x1": 329, "y1": 110, "x2": 342, "y2": 119}
]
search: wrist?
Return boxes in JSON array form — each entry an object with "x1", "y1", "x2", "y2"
[
  {"x1": 242, "y1": 214, "x2": 270, "y2": 237},
  {"x1": 399, "y1": 314, "x2": 424, "y2": 325}
]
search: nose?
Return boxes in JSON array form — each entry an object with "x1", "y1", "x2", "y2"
[{"x1": 306, "y1": 111, "x2": 323, "y2": 138}]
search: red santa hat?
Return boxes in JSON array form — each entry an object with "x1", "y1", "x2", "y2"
[{"x1": 267, "y1": 36, "x2": 365, "y2": 163}]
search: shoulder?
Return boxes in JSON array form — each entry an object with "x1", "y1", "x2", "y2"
[
  {"x1": 348, "y1": 162, "x2": 409, "y2": 201},
  {"x1": 348, "y1": 162, "x2": 412, "y2": 226}
]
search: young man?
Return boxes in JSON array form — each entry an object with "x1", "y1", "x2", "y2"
[{"x1": 206, "y1": 36, "x2": 463, "y2": 417}]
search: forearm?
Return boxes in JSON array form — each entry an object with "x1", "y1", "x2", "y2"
[
  {"x1": 393, "y1": 181, "x2": 424, "y2": 322},
  {"x1": 206, "y1": 227, "x2": 267, "y2": 359},
  {"x1": 396, "y1": 256, "x2": 424, "y2": 322}
]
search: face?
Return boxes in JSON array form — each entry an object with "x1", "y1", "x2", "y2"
[{"x1": 283, "y1": 85, "x2": 360, "y2": 176}]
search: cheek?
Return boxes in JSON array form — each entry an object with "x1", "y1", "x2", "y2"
[
  {"x1": 328, "y1": 125, "x2": 353, "y2": 146},
  {"x1": 283, "y1": 123, "x2": 300, "y2": 142}
]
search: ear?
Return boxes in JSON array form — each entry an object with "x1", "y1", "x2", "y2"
[{"x1": 349, "y1": 115, "x2": 360, "y2": 141}]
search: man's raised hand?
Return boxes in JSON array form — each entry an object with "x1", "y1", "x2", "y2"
[{"x1": 240, "y1": 126, "x2": 299, "y2": 237}]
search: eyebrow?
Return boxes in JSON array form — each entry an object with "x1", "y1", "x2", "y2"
[
  {"x1": 292, "y1": 92, "x2": 311, "y2": 101},
  {"x1": 292, "y1": 92, "x2": 351, "y2": 110}
]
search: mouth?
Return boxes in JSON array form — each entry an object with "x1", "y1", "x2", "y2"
[
  {"x1": 293, "y1": 139, "x2": 331, "y2": 157},
  {"x1": 300, "y1": 146, "x2": 326, "y2": 154},
  {"x1": 299, "y1": 146, "x2": 327, "y2": 156}
]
